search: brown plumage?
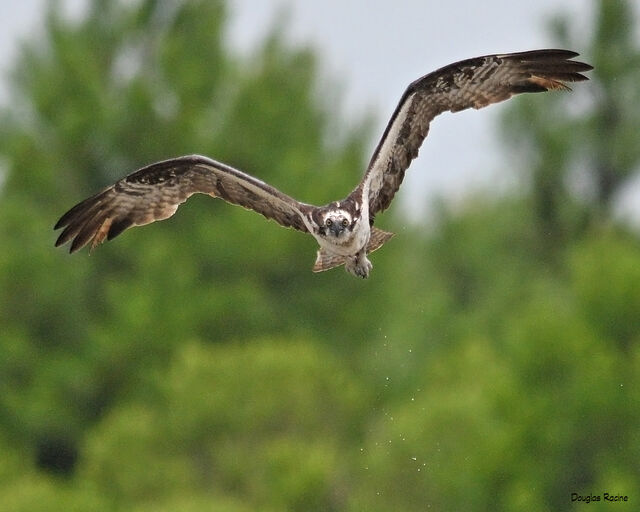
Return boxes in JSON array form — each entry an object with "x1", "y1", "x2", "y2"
[
  {"x1": 54, "y1": 157, "x2": 312, "y2": 253},
  {"x1": 357, "y1": 49, "x2": 593, "y2": 216},
  {"x1": 54, "y1": 49, "x2": 591, "y2": 277}
]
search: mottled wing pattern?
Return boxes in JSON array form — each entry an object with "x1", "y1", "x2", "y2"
[
  {"x1": 54, "y1": 155, "x2": 311, "y2": 253},
  {"x1": 360, "y1": 49, "x2": 592, "y2": 215}
]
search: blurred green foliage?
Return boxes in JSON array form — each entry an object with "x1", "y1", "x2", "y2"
[{"x1": 0, "y1": 0, "x2": 638, "y2": 510}]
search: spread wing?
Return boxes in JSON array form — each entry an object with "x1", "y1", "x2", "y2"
[
  {"x1": 54, "y1": 155, "x2": 311, "y2": 253},
  {"x1": 358, "y1": 49, "x2": 592, "y2": 216}
]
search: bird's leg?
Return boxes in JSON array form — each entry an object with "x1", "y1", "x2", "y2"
[{"x1": 345, "y1": 249, "x2": 372, "y2": 279}]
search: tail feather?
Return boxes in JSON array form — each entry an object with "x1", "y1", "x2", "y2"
[
  {"x1": 311, "y1": 226, "x2": 395, "y2": 273},
  {"x1": 367, "y1": 226, "x2": 394, "y2": 253},
  {"x1": 312, "y1": 249, "x2": 346, "y2": 273}
]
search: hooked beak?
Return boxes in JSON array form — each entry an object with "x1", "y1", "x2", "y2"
[{"x1": 329, "y1": 223, "x2": 345, "y2": 236}]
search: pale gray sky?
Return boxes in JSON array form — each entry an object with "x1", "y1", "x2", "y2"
[{"x1": 6, "y1": 1, "x2": 633, "y2": 222}]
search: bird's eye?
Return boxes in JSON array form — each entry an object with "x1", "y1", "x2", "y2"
[
  {"x1": 341, "y1": 219, "x2": 349, "y2": 227},
  {"x1": 326, "y1": 219, "x2": 333, "y2": 227}
]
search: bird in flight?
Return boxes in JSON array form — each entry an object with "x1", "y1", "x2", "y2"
[{"x1": 55, "y1": 49, "x2": 591, "y2": 278}]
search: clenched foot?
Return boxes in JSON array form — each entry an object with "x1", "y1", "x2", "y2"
[{"x1": 345, "y1": 253, "x2": 373, "y2": 279}]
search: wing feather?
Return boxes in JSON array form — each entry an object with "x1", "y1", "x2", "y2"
[
  {"x1": 55, "y1": 155, "x2": 311, "y2": 253},
  {"x1": 358, "y1": 49, "x2": 592, "y2": 215}
]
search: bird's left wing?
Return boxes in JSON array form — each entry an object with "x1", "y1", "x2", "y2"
[
  {"x1": 54, "y1": 155, "x2": 311, "y2": 253},
  {"x1": 358, "y1": 49, "x2": 592, "y2": 216}
]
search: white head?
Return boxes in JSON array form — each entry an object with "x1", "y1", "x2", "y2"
[{"x1": 322, "y1": 209, "x2": 353, "y2": 238}]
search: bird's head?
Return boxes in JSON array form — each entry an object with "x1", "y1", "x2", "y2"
[{"x1": 321, "y1": 209, "x2": 353, "y2": 238}]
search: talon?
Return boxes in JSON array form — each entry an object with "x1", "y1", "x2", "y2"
[{"x1": 345, "y1": 253, "x2": 372, "y2": 278}]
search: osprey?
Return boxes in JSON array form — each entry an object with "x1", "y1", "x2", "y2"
[{"x1": 55, "y1": 49, "x2": 591, "y2": 278}]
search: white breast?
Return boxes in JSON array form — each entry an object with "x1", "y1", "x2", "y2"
[
  {"x1": 313, "y1": 218, "x2": 370, "y2": 257},
  {"x1": 312, "y1": 198, "x2": 371, "y2": 257}
]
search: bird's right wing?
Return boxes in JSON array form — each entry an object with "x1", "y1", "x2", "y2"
[{"x1": 54, "y1": 155, "x2": 312, "y2": 253}]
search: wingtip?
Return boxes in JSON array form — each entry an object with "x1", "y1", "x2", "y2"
[
  {"x1": 54, "y1": 228, "x2": 71, "y2": 248},
  {"x1": 577, "y1": 62, "x2": 594, "y2": 72},
  {"x1": 506, "y1": 49, "x2": 593, "y2": 77},
  {"x1": 68, "y1": 237, "x2": 84, "y2": 254}
]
